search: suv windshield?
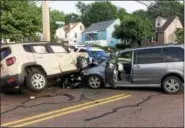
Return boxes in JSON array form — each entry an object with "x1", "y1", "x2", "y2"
[
  {"x1": 0, "y1": 47, "x2": 11, "y2": 61},
  {"x1": 92, "y1": 51, "x2": 109, "y2": 58}
]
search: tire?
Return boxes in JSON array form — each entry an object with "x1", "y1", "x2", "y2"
[
  {"x1": 162, "y1": 76, "x2": 182, "y2": 94},
  {"x1": 77, "y1": 57, "x2": 88, "y2": 69},
  {"x1": 87, "y1": 75, "x2": 103, "y2": 89},
  {"x1": 25, "y1": 68, "x2": 47, "y2": 92}
]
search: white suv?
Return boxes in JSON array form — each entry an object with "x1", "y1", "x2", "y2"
[{"x1": 0, "y1": 42, "x2": 88, "y2": 93}]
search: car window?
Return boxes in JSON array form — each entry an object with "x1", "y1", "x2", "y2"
[
  {"x1": 79, "y1": 49, "x2": 87, "y2": 53},
  {"x1": 50, "y1": 45, "x2": 67, "y2": 53},
  {"x1": 0, "y1": 47, "x2": 11, "y2": 60},
  {"x1": 92, "y1": 51, "x2": 109, "y2": 58},
  {"x1": 23, "y1": 45, "x2": 32, "y2": 53},
  {"x1": 117, "y1": 51, "x2": 132, "y2": 63},
  {"x1": 135, "y1": 48, "x2": 163, "y2": 64},
  {"x1": 163, "y1": 47, "x2": 184, "y2": 62},
  {"x1": 32, "y1": 45, "x2": 48, "y2": 54}
]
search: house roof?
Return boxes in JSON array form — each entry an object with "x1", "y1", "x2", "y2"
[
  {"x1": 83, "y1": 19, "x2": 116, "y2": 33},
  {"x1": 155, "y1": 16, "x2": 178, "y2": 32},
  {"x1": 63, "y1": 22, "x2": 81, "y2": 33}
]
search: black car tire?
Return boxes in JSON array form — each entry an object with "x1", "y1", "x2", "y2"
[
  {"x1": 25, "y1": 68, "x2": 47, "y2": 92},
  {"x1": 87, "y1": 75, "x2": 103, "y2": 89},
  {"x1": 77, "y1": 57, "x2": 88, "y2": 69},
  {"x1": 162, "y1": 76, "x2": 182, "y2": 94}
]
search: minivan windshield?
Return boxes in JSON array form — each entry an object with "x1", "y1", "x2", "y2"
[{"x1": 92, "y1": 51, "x2": 109, "y2": 58}]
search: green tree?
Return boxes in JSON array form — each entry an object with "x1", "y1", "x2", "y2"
[
  {"x1": 175, "y1": 28, "x2": 184, "y2": 43},
  {"x1": 113, "y1": 15, "x2": 153, "y2": 46},
  {"x1": 117, "y1": 8, "x2": 128, "y2": 20},
  {"x1": 133, "y1": 9, "x2": 148, "y2": 19},
  {"x1": 147, "y1": 0, "x2": 184, "y2": 23},
  {"x1": 76, "y1": 2, "x2": 118, "y2": 27},
  {"x1": 0, "y1": 0, "x2": 42, "y2": 42},
  {"x1": 50, "y1": 9, "x2": 65, "y2": 41},
  {"x1": 64, "y1": 13, "x2": 81, "y2": 24}
]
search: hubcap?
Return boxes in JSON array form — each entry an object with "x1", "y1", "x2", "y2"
[
  {"x1": 165, "y1": 79, "x2": 180, "y2": 93},
  {"x1": 89, "y1": 77, "x2": 101, "y2": 88},
  {"x1": 31, "y1": 74, "x2": 45, "y2": 89}
]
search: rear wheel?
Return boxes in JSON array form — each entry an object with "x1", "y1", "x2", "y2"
[
  {"x1": 25, "y1": 68, "x2": 47, "y2": 92},
  {"x1": 162, "y1": 76, "x2": 182, "y2": 94},
  {"x1": 87, "y1": 75, "x2": 103, "y2": 89}
]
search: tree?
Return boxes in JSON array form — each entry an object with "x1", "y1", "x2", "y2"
[
  {"x1": 175, "y1": 28, "x2": 184, "y2": 43},
  {"x1": 64, "y1": 13, "x2": 81, "y2": 24},
  {"x1": 0, "y1": 0, "x2": 42, "y2": 42},
  {"x1": 117, "y1": 8, "x2": 128, "y2": 20},
  {"x1": 147, "y1": 0, "x2": 184, "y2": 23},
  {"x1": 113, "y1": 15, "x2": 153, "y2": 46},
  {"x1": 133, "y1": 9, "x2": 148, "y2": 19},
  {"x1": 76, "y1": 2, "x2": 118, "y2": 27},
  {"x1": 50, "y1": 9, "x2": 65, "y2": 41}
]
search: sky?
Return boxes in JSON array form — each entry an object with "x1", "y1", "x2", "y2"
[{"x1": 46, "y1": 1, "x2": 149, "y2": 14}]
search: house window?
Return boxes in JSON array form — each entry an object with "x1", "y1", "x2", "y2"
[
  {"x1": 157, "y1": 19, "x2": 161, "y2": 27},
  {"x1": 75, "y1": 32, "x2": 77, "y2": 38}
]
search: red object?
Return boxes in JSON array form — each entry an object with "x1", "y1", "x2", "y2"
[
  {"x1": 8, "y1": 77, "x2": 15, "y2": 83},
  {"x1": 6, "y1": 57, "x2": 16, "y2": 66}
]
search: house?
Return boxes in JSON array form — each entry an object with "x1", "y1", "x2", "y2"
[
  {"x1": 55, "y1": 22, "x2": 85, "y2": 45},
  {"x1": 82, "y1": 19, "x2": 121, "y2": 47},
  {"x1": 155, "y1": 16, "x2": 183, "y2": 44}
]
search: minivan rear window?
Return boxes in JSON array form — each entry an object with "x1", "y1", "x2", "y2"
[
  {"x1": 0, "y1": 47, "x2": 11, "y2": 61},
  {"x1": 163, "y1": 47, "x2": 184, "y2": 62}
]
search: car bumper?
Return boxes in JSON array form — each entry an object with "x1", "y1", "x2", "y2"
[{"x1": 0, "y1": 74, "x2": 24, "y2": 89}]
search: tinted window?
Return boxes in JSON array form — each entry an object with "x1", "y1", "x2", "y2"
[
  {"x1": 135, "y1": 48, "x2": 163, "y2": 64},
  {"x1": 0, "y1": 47, "x2": 11, "y2": 60},
  {"x1": 163, "y1": 47, "x2": 184, "y2": 62},
  {"x1": 50, "y1": 45, "x2": 67, "y2": 53},
  {"x1": 23, "y1": 45, "x2": 32, "y2": 53}
]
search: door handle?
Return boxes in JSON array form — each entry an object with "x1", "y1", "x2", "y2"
[{"x1": 136, "y1": 65, "x2": 140, "y2": 68}]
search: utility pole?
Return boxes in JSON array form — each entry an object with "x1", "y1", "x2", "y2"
[{"x1": 42, "y1": 0, "x2": 50, "y2": 41}]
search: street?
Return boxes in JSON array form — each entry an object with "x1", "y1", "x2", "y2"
[{"x1": 1, "y1": 86, "x2": 184, "y2": 127}]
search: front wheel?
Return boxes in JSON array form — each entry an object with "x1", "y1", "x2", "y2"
[
  {"x1": 87, "y1": 75, "x2": 103, "y2": 89},
  {"x1": 77, "y1": 57, "x2": 89, "y2": 69},
  {"x1": 162, "y1": 76, "x2": 182, "y2": 94}
]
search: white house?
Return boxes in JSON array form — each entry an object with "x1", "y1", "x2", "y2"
[{"x1": 55, "y1": 22, "x2": 85, "y2": 45}]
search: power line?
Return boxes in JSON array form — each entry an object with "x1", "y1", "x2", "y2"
[{"x1": 136, "y1": 0, "x2": 184, "y2": 17}]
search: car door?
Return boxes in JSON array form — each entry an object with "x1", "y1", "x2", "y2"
[
  {"x1": 132, "y1": 48, "x2": 166, "y2": 84},
  {"x1": 49, "y1": 44, "x2": 77, "y2": 72},
  {"x1": 31, "y1": 44, "x2": 61, "y2": 75},
  {"x1": 105, "y1": 53, "x2": 118, "y2": 87}
]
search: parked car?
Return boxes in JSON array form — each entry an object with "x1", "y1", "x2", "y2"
[
  {"x1": 83, "y1": 44, "x2": 184, "y2": 94},
  {"x1": 0, "y1": 42, "x2": 89, "y2": 94},
  {"x1": 75, "y1": 47, "x2": 109, "y2": 64}
]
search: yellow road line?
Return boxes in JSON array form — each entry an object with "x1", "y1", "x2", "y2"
[
  {"x1": 13, "y1": 95, "x2": 131, "y2": 127},
  {"x1": 2, "y1": 93, "x2": 127, "y2": 127}
]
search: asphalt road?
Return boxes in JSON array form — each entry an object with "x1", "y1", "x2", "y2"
[{"x1": 1, "y1": 86, "x2": 184, "y2": 127}]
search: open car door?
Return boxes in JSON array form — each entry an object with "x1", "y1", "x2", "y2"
[{"x1": 105, "y1": 53, "x2": 118, "y2": 88}]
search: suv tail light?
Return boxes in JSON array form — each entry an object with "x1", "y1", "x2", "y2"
[{"x1": 6, "y1": 57, "x2": 16, "y2": 66}]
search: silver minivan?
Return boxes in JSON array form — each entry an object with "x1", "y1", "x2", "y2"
[{"x1": 83, "y1": 44, "x2": 184, "y2": 94}]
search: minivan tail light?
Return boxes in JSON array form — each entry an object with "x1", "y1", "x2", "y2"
[{"x1": 6, "y1": 57, "x2": 16, "y2": 66}]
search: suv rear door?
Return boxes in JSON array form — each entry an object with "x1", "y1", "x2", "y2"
[
  {"x1": 31, "y1": 44, "x2": 61, "y2": 75},
  {"x1": 132, "y1": 48, "x2": 166, "y2": 84},
  {"x1": 0, "y1": 47, "x2": 11, "y2": 77}
]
